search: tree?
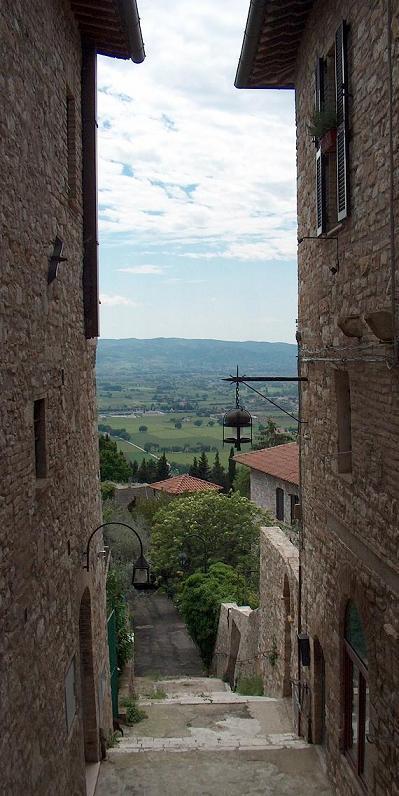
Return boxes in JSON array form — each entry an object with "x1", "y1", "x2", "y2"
[
  {"x1": 146, "y1": 459, "x2": 158, "y2": 483},
  {"x1": 156, "y1": 451, "x2": 170, "y2": 481},
  {"x1": 174, "y1": 421, "x2": 182, "y2": 429},
  {"x1": 197, "y1": 451, "x2": 210, "y2": 481},
  {"x1": 193, "y1": 419, "x2": 203, "y2": 427},
  {"x1": 253, "y1": 418, "x2": 293, "y2": 450},
  {"x1": 233, "y1": 465, "x2": 250, "y2": 498},
  {"x1": 228, "y1": 446, "x2": 236, "y2": 489},
  {"x1": 178, "y1": 563, "x2": 256, "y2": 668},
  {"x1": 137, "y1": 458, "x2": 149, "y2": 483},
  {"x1": 150, "y1": 491, "x2": 260, "y2": 581},
  {"x1": 101, "y1": 482, "x2": 116, "y2": 501},
  {"x1": 99, "y1": 434, "x2": 133, "y2": 483},
  {"x1": 210, "y1": 451, "x2": 226, "y2": 489},
  {"x1": 189, "y1": 456, "x2": 199, "y2": 477},
  {"x1": 139, "y1": 425, "x2": 148, "y2": 433}
]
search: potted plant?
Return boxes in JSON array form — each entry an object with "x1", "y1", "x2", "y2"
[{"x1": 308, "y1": 108, "x2": 337, "y2": 153}]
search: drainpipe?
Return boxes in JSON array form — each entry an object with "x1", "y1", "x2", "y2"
[{"x1": 387, "y1": 0, "x2": 398, "y2": 364}]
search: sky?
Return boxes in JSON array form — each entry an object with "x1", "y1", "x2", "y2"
[{"x1": 97, "y1": 0, "x2": 297, "y2": 343}]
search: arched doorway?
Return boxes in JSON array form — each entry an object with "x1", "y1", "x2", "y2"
[
  {"x1": 282, "y1": 575, "x2": 292, "y2": 697},
  {"x1": 313, "y1": 638, "x2": 326, "y2": 744},
  {"x1": 79, "y1": 589, "x2": 99, "y2": 764}
]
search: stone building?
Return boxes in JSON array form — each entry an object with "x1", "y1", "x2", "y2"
[
  {"x1": 0, "y1": 2, "x2": 144, "y2": 794},
  {"x1": 236, "y1": 1, "x2": 399, "y2": 794},
  {"x1": 234, "y1": 442, "x2": 299, "y2": 523}
]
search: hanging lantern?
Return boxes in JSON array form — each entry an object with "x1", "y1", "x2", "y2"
[
  {"x1": 222, "y1": 369, "x2": 252, "y2": 451},
  {"x1": 132, "y1": 553, "x2": 156, "y2": 590}
]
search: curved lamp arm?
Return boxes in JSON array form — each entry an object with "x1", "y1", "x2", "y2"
[{"x1": 83, "y1": 521, "x2": 144, "y2": 571}]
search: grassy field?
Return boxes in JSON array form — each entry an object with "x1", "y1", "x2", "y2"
[{"x1": 99, "y1": 410, "x2": 297, "y2": 471}]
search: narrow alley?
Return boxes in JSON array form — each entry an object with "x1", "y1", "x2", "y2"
[{"x1": 95, "y1": 593, "x2": 332, "y2": 796}]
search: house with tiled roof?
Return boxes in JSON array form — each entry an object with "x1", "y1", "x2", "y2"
[
  {"x1": 151, "y1": 474, "x2": 223, "y2": 496},
  {"x1": 234, "y1": 443, "x2": 299, "y2": 524}
]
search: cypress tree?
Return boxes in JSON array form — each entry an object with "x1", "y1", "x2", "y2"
[
  {"x1": 137, "y1": 458, "x2": 149, "y2": 483},
  {"x1": 228, "y1": 446, "x2": 236, "y2": 489},
  {"x1": 156, "y1": 451, "x2": 170, "y2": 480},
  {"x1": 197, "y1": 451, "x2": 210, "y2": 481},
  {"x1": 189, "y1": 456, "x2": 199, "y2": 477},
  {"x1": 210, "y1": 451, "x2": 226, "y2": 488}
]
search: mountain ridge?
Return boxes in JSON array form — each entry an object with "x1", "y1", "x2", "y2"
[{"x1": 97, "y1": 337, "x2": 297, "y2": 377}]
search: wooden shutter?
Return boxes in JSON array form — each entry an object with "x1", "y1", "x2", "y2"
[
  {"x1": 316, "y1": 147, "x2": 326, "y2": 236},
  {"x1": 335, "y1": 21, "x2": 349, "y2": 221}
]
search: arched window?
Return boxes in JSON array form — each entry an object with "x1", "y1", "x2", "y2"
[{"x1": 344, "y1": 601, "x2": 369, "y2": 787}]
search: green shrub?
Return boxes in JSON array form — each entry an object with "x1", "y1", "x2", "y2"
[
  {"x1": 236, "y1": 675, "x2": 264, "y2": 696},
  {"x1": 178, "y1": 562, "x2": 256, "y2": 669},
  {"x1": 120, "y1": 697, "x2": 147, "y2": 725},
  {"x1": 106, "y1": 568, "x2": 134, "y2": 670}
]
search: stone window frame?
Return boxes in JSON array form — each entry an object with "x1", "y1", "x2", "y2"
[{"x1": 334, "y1": 369, "x2": 352, "y2": 475}]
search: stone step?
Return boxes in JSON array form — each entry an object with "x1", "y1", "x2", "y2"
[{"x1": 110, "y1": 733, "x2": 308, "y2": 755}]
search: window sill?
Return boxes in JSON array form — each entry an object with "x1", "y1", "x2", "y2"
[{"x1": 326, "y1": 223, "x2": 343, "y2": 237}]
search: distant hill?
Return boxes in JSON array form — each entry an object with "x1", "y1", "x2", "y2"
[{"x1": 96, "y1": 337, "x2": 297, "y2": 378}]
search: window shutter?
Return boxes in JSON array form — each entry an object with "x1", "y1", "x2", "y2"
[
  {"x1": 335, "y1": 21, "x2": 349, "y2": 221},
  {"x1": 316, "y1": 147, "x2": 326, "y2": 236}
]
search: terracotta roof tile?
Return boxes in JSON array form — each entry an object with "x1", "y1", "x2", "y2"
[
  {"x1": 151, "y1": 474, "x2": 223, "y2": 495},
  {"x1": 234, "y1": 443, "x2": 299, "y2": 486}
]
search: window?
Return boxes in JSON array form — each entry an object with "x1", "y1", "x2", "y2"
[
  {"x1": 64, "y1": 656, "x2": 77, "y2": 734},
  {"x1": 276, "y1": 487, "x2": 284, "y2": 521},
  {"x1": 66, "y1": 91, "x2": 77, "y2": 204},
  {"x1": 315, "y1": 21, "x2": 349, "y2": 235},
  {"x1": 33, "y1": 399, "x2": 47, "y2": 478},
  {"x1": 290, "y1": 493, "x2": 299, "y2": 524},
  {"x1": 344, "y1": 602, "x2": 369, "y2": 787},
  {"x1": 335, "y1": 370, "x2": 352, "y2": 473}
]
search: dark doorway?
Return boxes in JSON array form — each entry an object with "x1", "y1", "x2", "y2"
[{"x1": 276, "y1": 487, "x2": 284, "y2": 521}]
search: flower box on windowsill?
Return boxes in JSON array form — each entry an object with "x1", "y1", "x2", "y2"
[{"x1": 320, "y1": 128, "x2": 337, "y2": 154}]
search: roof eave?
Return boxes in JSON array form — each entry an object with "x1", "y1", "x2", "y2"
[
  {"x1": 118, "y1": 0, "x2": 145, "y2": 63},
  {"x1": 235, "y1": 0, "x2": 267, "y2": 89}
]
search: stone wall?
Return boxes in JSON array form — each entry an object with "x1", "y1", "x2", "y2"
[
  {"x1": 258, "y1": 527, "x2": 299, "y2": 700},
  {"x1": 0, "y1": 2, "x2": 112, "y2": 793},
  {"x1": 250, "y1": 469, "x2": 299, "y2": 524},
  {"x1": 212, "y1": 603, "x2": 260, "y2": 688},
  {"x1": 296, "y1": 1, "x2": 399, "y2": 793},
  {"x1": 212, "y1": 527, "x2": 299, "y2": 705}
]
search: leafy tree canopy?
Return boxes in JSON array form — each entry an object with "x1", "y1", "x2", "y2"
[
  {"x1": 150, "y1": 491, "x2": 260, "y2": 580},
  {"x1": 178, "y1": 563, "x2": 257, "y2": 668},
  {"x1": 253, "y1": 418, "x2": 294, "y2": 450}
]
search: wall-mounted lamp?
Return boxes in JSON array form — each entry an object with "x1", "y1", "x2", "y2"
[
  {"x1": 298, "y1": 235, "x2": 339, "y2": 274},
  {"x1": 48, "y1": 236, "x2": 67, "y2": 284}
]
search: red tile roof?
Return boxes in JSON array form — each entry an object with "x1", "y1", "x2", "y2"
[
  {"x1": 151, "y1": 474, "x2": 223, "y2": 495},
  {"x1": 234, "y1": 443, "x2": 299, "y2": 486}
]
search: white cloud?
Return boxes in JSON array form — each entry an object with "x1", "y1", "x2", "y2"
[
  {"x1": 96, "y1": 0, "x2": 296, "y2": 263},
  {"x1": 118, "y1": 265, "x2": 164, "y2": 274},
  {"x1": 100, "y1": 294, "x2": 138, "y2": 307}
]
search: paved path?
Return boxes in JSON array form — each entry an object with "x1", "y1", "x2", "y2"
[
  {"x1": 96, "y1": 678, "x2": 332, "y2": 796},
  {"x1": 131, "y1": 591, "x2": 204, "y2": 677}
]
